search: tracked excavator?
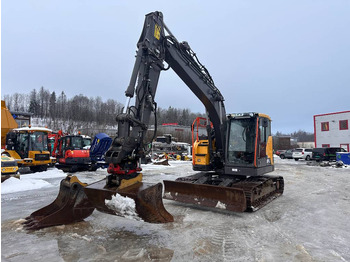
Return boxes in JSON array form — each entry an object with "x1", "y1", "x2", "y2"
[{"x1": 23, "y1": 11, "x2": 283, "y2": 230}]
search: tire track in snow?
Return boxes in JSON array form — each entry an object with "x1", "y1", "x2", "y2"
[{"x1": 196, "y1": 222, "x2": 257, "y2": 261}]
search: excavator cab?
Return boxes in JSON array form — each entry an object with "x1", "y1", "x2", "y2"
[
  {"x1": 164, "y1": 113, "x2": 283, "y2": 212},
  {"x1": 192, "y1": 113, "x2": 274, "y2": 176},
  {"x1": 224, "y1": 113, "x2": 274, "y2": 176},
  {"x1": 6, "y1": 130, "x2": 49, "y2": 158}
]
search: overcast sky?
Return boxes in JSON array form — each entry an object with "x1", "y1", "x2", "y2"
[{"x1": 2, "y1": 1, "x2": 349, "y2": 133}]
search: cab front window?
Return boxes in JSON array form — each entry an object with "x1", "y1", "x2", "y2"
[
  {"x1": 227, "y1": 118, "x2": 256, "y2": 166},
  {"x1": 30, "y1": 132, "x2": 48, "y2": 151}
]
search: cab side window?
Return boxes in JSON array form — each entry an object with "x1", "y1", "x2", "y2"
[{"x1": 259, "y1": 118, "x2": 271, "y2": 158}]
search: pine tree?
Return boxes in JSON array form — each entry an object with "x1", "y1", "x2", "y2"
[
  {"x1": 28, "y1": 89, "x2": 39, "y2": 116},
  {"x1": 49, "y1": 91, "x2": 57, "y2": 119}
]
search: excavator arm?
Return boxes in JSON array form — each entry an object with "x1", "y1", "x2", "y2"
[
  {"x1": 51, "y1": 130, "x2": 63, "y2": 158},
  {"x1": 106, "y1": 11, "x2": 226, "y2": 178}
]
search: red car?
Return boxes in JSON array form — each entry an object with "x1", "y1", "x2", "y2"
[{"x1": 275, "y1": 150, "x2": 286, "y2": 156}]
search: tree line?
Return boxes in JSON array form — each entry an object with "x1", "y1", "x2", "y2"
[
  {"x1": 275, "y1": 130, "x2": 314, "y2": 142},
  {"x1": 3, "y1": 87, "x2": 205, "y2": 130},
  {"x1": 3, "y1": 87, "x2": 313, "y2": 142}
]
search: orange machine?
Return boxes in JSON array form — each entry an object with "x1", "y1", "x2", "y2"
[{"x1": 53, "y1": 131, "x2": 92, "y2": 172}]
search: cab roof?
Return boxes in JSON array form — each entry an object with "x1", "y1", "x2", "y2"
[{"x1": 14, "y1": 127, "x2": 52, "y2": 133}]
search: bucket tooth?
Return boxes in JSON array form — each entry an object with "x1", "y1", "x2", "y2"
[{"x1": 23, "y1": 176, "x2": 95, "y2": 230}]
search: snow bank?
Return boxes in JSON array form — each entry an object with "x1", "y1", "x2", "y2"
[
  {"x1": 23, "y1": 168, "x2": 67, "y2": 179},
  {"x1": 105, "y1": 194, "x2": 143, "y2": 221},
  {"x1": 1, "y1": 169, "x2": 66, "y2": 194},
  {"x1": 1, "y1": 177, "x2": 52, "y2": 194}
]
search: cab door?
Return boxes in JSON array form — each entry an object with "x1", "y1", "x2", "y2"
[{"x1": 257, "y1": 117, "x2": 273, "y2": 167}]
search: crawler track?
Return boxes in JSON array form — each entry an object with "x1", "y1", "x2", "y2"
[{"x1": 163, "y1": 173, "x2": 284, "y2": 212}]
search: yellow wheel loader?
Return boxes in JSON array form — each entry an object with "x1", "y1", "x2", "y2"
[
  {"x1": 2, "y1": 100, "x2": 54, "y2": 172},
  {"x1": 4, "y1": 127, "x2": 54, "y2": 172}
]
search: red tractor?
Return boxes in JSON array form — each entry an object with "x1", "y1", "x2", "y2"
[{"x1": 52, "y1": 131, "x2": 93, "y2": 172}]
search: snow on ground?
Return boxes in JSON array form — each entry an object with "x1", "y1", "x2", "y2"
[
  {"x1": 1, "y1": 159, "x2": 350, "y2": 261},
  {"x1": 1, "y1": 169, "x2": 66, "y2": 194}
]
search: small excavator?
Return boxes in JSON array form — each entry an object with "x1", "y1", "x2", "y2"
[
  {"x1": 52, "y1": 131, "x2": 92, "y2": 172},
  {"x1": 23, "y1": 11, "x2": 283, "y2": 230}
]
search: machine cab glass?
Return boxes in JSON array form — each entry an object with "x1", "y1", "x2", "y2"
[{"x1": 227, "y1": 115, "x2": 256, "y2": 166}]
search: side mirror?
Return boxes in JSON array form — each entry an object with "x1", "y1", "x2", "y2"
[{"x1": 262, "y1": 118, "x2": 269, "y2": 128}]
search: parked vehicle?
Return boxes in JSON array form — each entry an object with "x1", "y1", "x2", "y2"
[
  {"x1": 275, "y1": 150, "x2": 286, "y2": 156},
  {"x1": 53, "y1": 131, "x2": 112, "y2": 172},
  {"x1": 1, "y1": 154, "x2": 19, "y2": 182},
  {"x1": 2, "y1": 100, "x2": 53, "y2": 172},
  {"x1": 4, "y1": 127, "x2": 54, "y2": 172},
  {"x1": 53, "y1": 131, "x2": 91, "y2": 172},
  {"x1": 292, "y1": 148, "x2": 313, "y2": 161},
  {"x1": 312, "y1": 147, "x2": 347, "y2": 162},
  {"x1": 279, "y1": 149, "x2": 294, "y2": 159},
  {"x1": 90, "y1": 133, "x2": 112, "y2": 170}
]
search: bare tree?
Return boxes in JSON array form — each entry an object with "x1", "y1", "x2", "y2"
[{"x1": 3, "y1": 87, "x2": 207, "y2": 135}]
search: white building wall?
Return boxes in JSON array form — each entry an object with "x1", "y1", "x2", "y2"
[{"x1": 314, "y1": 111, "x2": 350, "y2": 151}]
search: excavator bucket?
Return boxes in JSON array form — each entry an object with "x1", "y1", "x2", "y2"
[
  {"x1": 84, "y1": 179, "x2": 174, "y2": 223},
  {"x1": 24, "y1": 175, "x2": 173, "y2": 230},
  {"x1": 23, "y1": 176, "x2": 95, "y2": 230}
]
